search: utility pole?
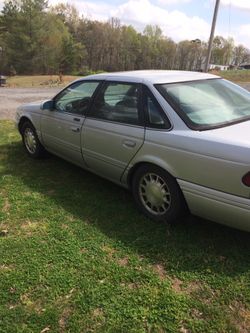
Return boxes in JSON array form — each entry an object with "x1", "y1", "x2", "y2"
[
  {"x1": 204, "y1": 0, "x2": 220, "y2": 72},
  {"x1": 0, "y1": 47, "x2": 2, "y2": 87}
]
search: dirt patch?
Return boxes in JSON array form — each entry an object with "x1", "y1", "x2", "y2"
[
  {"x1": 179, "y1": 326, "x2": 191, "y2": 333},
  {"x1": 152, "y1": 264, "x2": 204, "y2": 296},
  {"x1": 92, "y1": 308, "x2": 104, "y2": 318},
  {"x1": 3, "y1": 198, "x2": 10, "y2": 213},
  {"x1": 0, "y1": 264, "x2": 14, "y2": 271},
  {"x1": 153, "y1": 263, "x2": 168, "y2": 280},
  {"x1": 0, "y1": 229, "x2": 9, "y2": 237},
  {"x1": 240, "y1": 83, "x2": 250, "y2": 91},
  {"x1": 171, "y1": 277, "x2": 183, "y2": 293},
  {"x1": 101, "y1": 244, "x2": 116, "y2": 257},
  {"x1": 170, "y1": 277, "x2": 203, "y2": 296},
  {"x1": 19, "y1": 219, "x2": 48, "y2": 237},
  {"x1": 117, "y1": 257, "x2": 129, "y2": 267},
  {"x1": 20, "y1": 293, "x2": 45, "y2": 314},
  {"x1": 1, "y1": 190, "x2": 10, "y2": 213},
  {"x1": 229, "y1": 301, "x2": 250, "y2": 333},
  {"x1": 183, "y1": 281, "x2": 203, "y2": 295},
  {"x1": 59, "y1": 307, "x2": 72, "y2": 333}
]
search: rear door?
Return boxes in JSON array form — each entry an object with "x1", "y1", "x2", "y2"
[
  {"x1": 41, "y1": 80, "x2": 100, "y2": 167},
  {"x1": 81, "y1": 81, "x2": 145, "y2": 181}
]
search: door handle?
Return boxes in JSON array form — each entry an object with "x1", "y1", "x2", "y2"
[
  {"x1": 73, "y1": 117, "x2": 80, "y2": 122},
  {"x1": 123, "y1": 140, "x2": 136, "y2": 148},
  {"x1": 71, "y1": 126, "x2": 80, "y2": 133}
]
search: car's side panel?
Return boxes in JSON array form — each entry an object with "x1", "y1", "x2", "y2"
[
  {"x1": 41, "y1": 110, "x2": 86, "y2": 167},
  {"x1": 16, "y1": 104, "x2": 43, "y2": 140},
  {"x1": 81, "y1": 119, "x2": 145, "y2": 182},
  {"x1": 123, "y1": 128, "x2": 250, "y2": 198},
  {"x1": 178, "y1": 179, "x2": 250, "y2": 232}
]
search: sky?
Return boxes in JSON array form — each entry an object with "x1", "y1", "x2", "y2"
[{"x1": 1, "y1": 0, "x2": 250, "y2": 48}]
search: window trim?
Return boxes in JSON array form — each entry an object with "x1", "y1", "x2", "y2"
[
  {"x1": 86, "y1": 80, "x2": 145, "y2": 127},
  {"x1": 142, "y1": 85, "x2": 172, "y2": 130},
  {"x1": 52, "y1": 79, "x2": 102, "y2": 116}
]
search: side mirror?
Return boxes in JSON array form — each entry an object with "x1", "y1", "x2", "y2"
[{"x1": 42, "y1": 100, "x2": 54, "y2": 111}]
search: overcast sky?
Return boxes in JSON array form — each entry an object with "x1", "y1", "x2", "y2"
[{"x1": 1, "y1": 0, "x2": 250, "y2": 48}]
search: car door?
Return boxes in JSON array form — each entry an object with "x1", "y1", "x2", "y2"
[
  {"x1": 81, "y1": 81, "x2": 145, "y2": 182},
  {"x1": 41, "y1": 80, "x2": 100, "y2": 167}
]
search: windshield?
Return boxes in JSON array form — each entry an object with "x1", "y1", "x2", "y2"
[{"x1": 155, "y1": 79, "x2": 250, "y2": 130}]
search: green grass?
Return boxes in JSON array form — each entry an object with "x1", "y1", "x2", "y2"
[
  {"x1": 0, "y1": 121, "x2": 249, "y2": 333},
  {"x1": 213, "y1": 70, "x2": 250, "y2": 83},
  {"x1": 6, "y1": 75, "x2": 78, "y2": 88},
  {"x1": 4, "y1": 71, "x2": 250, "y2": 89}
]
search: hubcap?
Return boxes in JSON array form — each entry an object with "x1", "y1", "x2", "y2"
[
  {"x1": 139, "y1": 173, "x2": 171, "y2": 215},
  {"x1": 24, "y1": 128, "x2": 37, "y2": 154}
]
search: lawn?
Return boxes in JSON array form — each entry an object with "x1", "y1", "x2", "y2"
[
  {"x1": 4, "y1": 70, "x2": 250, "y2": 89},
  {"x1": 0, "y1": 121, "x2": 249, "y2": 333},
  {"x1": 212, "y1": 70, "x2": 250, "y2": 83},
  {"x1": 6, "y1": 75, "x2": 78, "y2": 88}
]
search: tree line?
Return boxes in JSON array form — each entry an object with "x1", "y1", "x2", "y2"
[{"x1": 0, "y1": 0, "x2": 250, "y2": 75}]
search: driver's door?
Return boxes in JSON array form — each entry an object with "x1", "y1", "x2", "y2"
[{"x1": 41, "y1": 80, "x2": 100, "y2": 167}]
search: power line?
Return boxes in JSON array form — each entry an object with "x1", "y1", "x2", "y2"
[{"x1": 228, "y1": 0, "x2": 232, "y2": 37}]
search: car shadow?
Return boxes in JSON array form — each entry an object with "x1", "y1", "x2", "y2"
[{"x1": 2, "y1": 141, "x2": 250, "y2": 279}]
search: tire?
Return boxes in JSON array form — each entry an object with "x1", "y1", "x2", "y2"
[
  {"x1": 21, "y1": 121, "x2": 46, "y2": 158},
  {"x1": 132, "y1": 164, "x2": 186, "y2": 224}
]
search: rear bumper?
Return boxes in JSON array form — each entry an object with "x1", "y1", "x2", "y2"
[{"x1": 178, "y1": 179, "x2": 250, "y2": 232}]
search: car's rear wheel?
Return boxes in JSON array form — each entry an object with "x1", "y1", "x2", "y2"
[
  {"x1": 132, "y1": 164, "x2": 186, "y2": 223},
  {"x1": 21, "y1": 121, "x2": 46, "y2": 158}
]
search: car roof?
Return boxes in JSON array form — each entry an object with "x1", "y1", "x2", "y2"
[{"x1": 77, "y1": 70, "x2": 220, "y2": 84}]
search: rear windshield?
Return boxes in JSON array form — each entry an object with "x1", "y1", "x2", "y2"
[{"x1": 155, "y1": 79, "x2": 250, "y2": 130}]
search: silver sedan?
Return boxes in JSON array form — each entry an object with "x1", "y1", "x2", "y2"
[{"x1": 16, "y1": 71, "x2": 250, "y2": 232}]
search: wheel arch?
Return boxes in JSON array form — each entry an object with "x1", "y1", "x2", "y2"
[
  {"x1": 129, "y1": 160, "x2": 189, "y2": 222},
  {"x1": 127, "y1": 160, "x2": 177, "y2": 190},
  {"x1": 18, "y1": 116, "x2": 34, "y2": 133}
]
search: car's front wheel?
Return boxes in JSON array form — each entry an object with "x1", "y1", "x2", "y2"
[
  {"x1": 21, "y1": 121, "x2": 46, "y2": 158},
  {"x1": 132, "y1": 164, "x2": 186, "y2": 224}
]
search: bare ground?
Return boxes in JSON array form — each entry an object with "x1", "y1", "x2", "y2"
[
  {"x1": 240, "y1": 83, "x2": 250, "y2": 91},
  {"x1": 0, "y1": 84, "x2": 250, "y2": 120}
]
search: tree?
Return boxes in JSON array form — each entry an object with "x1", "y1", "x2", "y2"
[
  {"x1": 211, "y1": 36, "x2": 234, "y2": 65},
  {"x1": 1, "y1": 1, "x2": 250, "y2": 74},
  {"x1": 50, "y1": 3, "x2": 80, "y2": 35},
  {"x1": 0, "y1": 0, "x2": 48, "y2": 73},
  {"x1": 0, "y1": 0, "x2": 76, "y2": 74},
  {"x1": 233, "y1": 45, "x2": 250, "y2": 66}
]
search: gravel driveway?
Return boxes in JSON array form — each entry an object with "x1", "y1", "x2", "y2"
[
  {"x1": 240, "y1": 83, "x2": 250, "y2": 91},
  {"x1": 0, "y1": 88, "x2": 60, "y2": 120},
  {"x1": 1, "y1": 84, "x2": 250, "y2": 120}
]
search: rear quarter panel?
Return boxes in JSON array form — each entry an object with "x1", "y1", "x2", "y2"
[{"x1": 126, "y1": 129, "x2": 250, "y2": 198}]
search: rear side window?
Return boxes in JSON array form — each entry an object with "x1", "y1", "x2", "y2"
[
  {"x1": 156, "y1": 79, "x2": 250, "y2": 130},
  {"x1": 143, "y1": 86, "x2": 171, "y2": 129},
  {"x1": 90, "y1": 82, "x2": 141, "y2": 125}
]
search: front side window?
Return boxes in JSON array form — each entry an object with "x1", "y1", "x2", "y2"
[
  {"x1": 90, "y1": 82, "x2": 141, "y2": 125},
  {"x1": 54, "y1": 81, "x2": 100, "y2": 115},
  {"x1": 156, "y1": 79, "x2": 250, "y2": 130}
]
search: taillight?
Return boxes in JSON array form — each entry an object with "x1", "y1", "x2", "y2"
[{"x1": 242, "y1": 172, "x2": 250, "y2": 187}]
